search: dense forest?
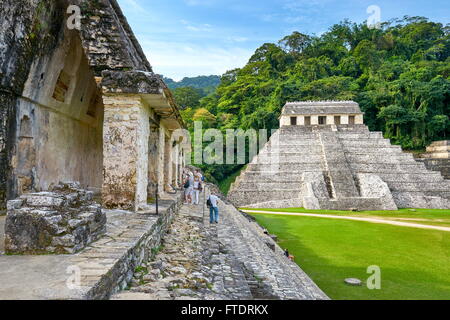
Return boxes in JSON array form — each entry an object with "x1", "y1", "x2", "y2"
[{"x1": 176, "y1": 16, "x2": 450, "y2": 185}]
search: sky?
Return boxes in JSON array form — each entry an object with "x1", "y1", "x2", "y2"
[{"x1": 116, "y1": 0, "x2": 449, "y2": 81}]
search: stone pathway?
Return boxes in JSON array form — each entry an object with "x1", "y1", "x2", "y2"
[
  {"x1": 242, "y1": 210, "x2": 450, "y2": 232},
  {"x1": 112, "y1": 195, "x2": 328, "y2": 300}
]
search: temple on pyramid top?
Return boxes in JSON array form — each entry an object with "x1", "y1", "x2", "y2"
[
  {"x1": 280, "y1": 101, "x2": 364, "y2": 126},
  {"x1": 228, "y1": 100, "x2": 450, "y2": 211}
]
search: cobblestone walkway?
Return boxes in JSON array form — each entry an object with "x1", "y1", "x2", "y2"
[{"x1": 112, "y1": 196, "x2": 328, "y2": 300}]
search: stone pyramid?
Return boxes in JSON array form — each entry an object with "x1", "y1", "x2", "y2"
[
  {"x1": 228, "y1": 101, "x2": 450, "y2": 210},
  {"x1": 417, "y1": 141, "x2": 450, "y2": 179}
]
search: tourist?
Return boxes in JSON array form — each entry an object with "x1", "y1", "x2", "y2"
[
  {"x1": 183, "y1": 171, "x2": 193, "y2": 204},
  {"x1": 187, "y1": 171, "x2": 194, "y2": 204},
  {"x1": 193, "y1": 174, "x2": 202, "y2": 205},
  {"x1": 195, "y1": 169, "x2": 204, "y2": 182},
  {"x1": 284, "y1": 249, "x2": 295, "y2": 261},
  {"x1": 207, "y1": 193, "x2": 220, "y2": 224}
]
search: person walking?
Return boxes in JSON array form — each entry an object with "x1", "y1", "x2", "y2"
[
  {"x1": 193, "y1": 174, "x2": 202, "y2": 205},
  {"x1": 207, "y1": 193, "x2": 220, "y2": 224},
  {"x1": 187, "y1": 171, "x2": 194, "y2": 204},
  {"x1": 183, "y1": 172, "x2": 191, "y2": 204},
  {"x1": 183, "y1": 170, "x2": 194, "y2": 204}
]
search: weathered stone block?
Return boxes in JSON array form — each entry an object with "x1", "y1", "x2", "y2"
[{"x1": 5, "y1": 182, "x2": 107, "y2": 255}]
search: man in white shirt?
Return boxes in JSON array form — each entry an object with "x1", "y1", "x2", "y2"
[{"x1": 207, "y1": 193, "x2": 220, "y2": 224}]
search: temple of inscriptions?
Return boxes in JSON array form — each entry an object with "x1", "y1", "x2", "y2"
[{"x1": 228, "y1": 101, "x2": 450, "y2": 210}]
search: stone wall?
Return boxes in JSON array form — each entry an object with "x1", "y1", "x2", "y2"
[
  {"x1": 416, "y1": 141, "x2": 450, "y2": 179},
  {"x1": 0, "y1": 0, "x2": 66, "y2": 208},
  {"x1": 86, "y1": 194, "x2": 184, "y2": 299},
  {"x1": 0, "y1": 0, "x2": 108, "y2": 205},
  {"x1": 0, "y1": 94, "x2": 14, "y2": 210}
]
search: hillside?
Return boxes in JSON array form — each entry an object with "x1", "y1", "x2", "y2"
[
  {"x1": 163, "y1": 75, "x2": 221, "y2": 93},
  {"x1": 180, "y1": 16, "x2": 450, "y2": 184}
]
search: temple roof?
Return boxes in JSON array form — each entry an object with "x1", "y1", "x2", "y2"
[{"x1": 282, "y1": 101, "x2": 363, "y2": 115}]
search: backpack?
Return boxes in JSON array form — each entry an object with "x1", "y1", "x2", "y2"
[
  {"x1": 206, "y1": 197, "x2": 212, "y2": 207},
  {"x1": 184, "y1": 180, "x2": 190, "y2": 189}
]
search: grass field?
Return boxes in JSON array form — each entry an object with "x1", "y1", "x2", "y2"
[
  {"x1": 251, "y1": 213, "x2": 450, "y2": 300},
  {"x1": 243, "y1": 208, "x2": 450, "y2": 228}
]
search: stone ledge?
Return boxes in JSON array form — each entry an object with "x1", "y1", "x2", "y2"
[
  {"x1": 101, "y1": 70, "x2": 165, "y2": 95},
  {"x1": 0, "y1": 192, "x2": 184, "y2": 300}
]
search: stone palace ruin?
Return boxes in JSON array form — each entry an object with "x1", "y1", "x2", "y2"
[
  {"x1": 229, "y1": 101, "x2": 450, "y2": 210},
  {"x1": 0, "y1": 0, "x2": 188, "y2": 214},
  {"x1": 0, "y1": 0, "x2": 190, "y2": 254}
]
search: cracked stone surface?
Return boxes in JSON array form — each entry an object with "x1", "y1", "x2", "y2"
[{"x1": 112, "y1": 196, "x2": 328, "y2": 300}]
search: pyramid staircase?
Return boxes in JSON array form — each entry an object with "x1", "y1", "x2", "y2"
[{"x1": 228, "y1": 125, "x2": 450, "y2": 210}]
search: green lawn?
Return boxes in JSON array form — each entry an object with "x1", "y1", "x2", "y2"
[
  {"x1": 251, "y1": 213, "x2": 450, "y2": 300},
  {"x1": 243, "y1": 208, "x2": 450, "y2": 228}
]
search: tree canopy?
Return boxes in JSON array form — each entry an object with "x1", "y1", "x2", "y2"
[{"x1": 176, "y1": 16, "x2": 450, "y2": 183}]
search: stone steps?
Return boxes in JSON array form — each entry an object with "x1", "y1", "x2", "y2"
[
  {"x1": 227, "y1": 190, "x2": 301, "y2": 207},
  {"x1": 236, "y1": 181, "x2": 302, "y2": 190},
  {"x1": 246, "y1": 164, "x2": 326, "y2": 172},
  {"x1": 348, "y1": 163, "x2": 427, "y2": 172},
  {"x1": 345, "y1": 154, "x2": 416, "y2": 163},
  {"x1": 393, "y1": 192, "x2": 450, "y2": 208},
  {"x1": 260, "y1": 146, "x2": 324, "y2": 153},
  {"x1": 343, "y1": 146, "x2": 403, "y2": 153},
  {"x1": 340, "y1": 139, "x2": 392, "y2": 146},
  {"x1": 272, "y1": 140, "x2": 321, "y2": 146},
  {"x1": 336, "y1": 133, "x2": 384, "y2": 139},
  {"x1": 375, "y1": 172, "x2": 444, "y2": 183},
  {"x1": 387, "y1": 182, "x2": 450, "y2": 192},
  {"x1": 253, "y1": 155, "x2": 324, "y2": 164},
  {"x1": 238, "y1": 174, "x2": 304, "y2": 183},
  {"x1": 219, "y1": 202, "x2": 329, "y2": 300}
]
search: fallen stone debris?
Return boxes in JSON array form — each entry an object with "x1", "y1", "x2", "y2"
[{"x1": 5, "y1": 182, "x2": 106, "y2": 255}]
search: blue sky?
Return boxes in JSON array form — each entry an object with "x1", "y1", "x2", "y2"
[{"x1": 117, "y1": 0, "x2": 449, "y2": 80}]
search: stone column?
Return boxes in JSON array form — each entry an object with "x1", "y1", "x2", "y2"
[
  {"x1": 164, "y1": 134, "x2": 173, "y2": 192},
  {"x1": 172, "y1": 143, "x2": 179, "y2": 188},
  {"x1": 102, "y1": 94, "x2": 149, "y2": 210},
  {"x1": 157, "y1": 125, "x2": 165, "y2": 194},
  {"x1": 341, "y1": 115, "x2": 349, "y2": 125},
  {"x1": 311, "y1": 115, "x2": 319, "y2": 125},
  {"x1": 355, "y1": 114, "x2": 364, "y2": 124},
  {"x1": 298, "y1": 116, "x2": 305, "y2": 126},
  {"x1": 280, "y1": 116, "x2": 290, "y2": 126},
  {"x1": 326, "y1": 115, "x2": 334, "y2": 125}
]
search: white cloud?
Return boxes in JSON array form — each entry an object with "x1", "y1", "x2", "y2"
[
  {"x1": 122, "y1": 0, "x2": 147, "y2": 13},
  {"x1": 184, "y1": 0, "x2": 219, "y2": 6},
  {"x1": 141, "y1": 41, "x2": 253, "y2": 80}
]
